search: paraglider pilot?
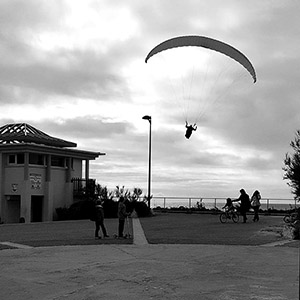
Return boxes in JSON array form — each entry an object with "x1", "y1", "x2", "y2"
[{"x1": 185, "y1": 121, "x2": 197, "y2": 139}]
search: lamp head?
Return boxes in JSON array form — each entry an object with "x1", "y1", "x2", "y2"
[{"x1": 142, "y1": 115, "x2": 152, "y2": 123}]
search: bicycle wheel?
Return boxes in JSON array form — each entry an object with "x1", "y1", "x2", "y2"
[
  {"x1": 232, "y1": 212, "x2": 239, "y2": 223},
  {"x1": 219, "y1": 213, "x2": 227, "y2": 223},
  {"x1": 291, "y1": 213, "x2": 298, "y2": 222}
]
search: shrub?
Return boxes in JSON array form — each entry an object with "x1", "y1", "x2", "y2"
[
  {"x1": 69, "y1": 200, "x2": 95, "y2": 219},
  {"x1": 56, "y1": 200, "x2": 95, "y2": 220},
  {"x1": 103, "y1": 199, "x2": 118, "y2": 218},
  {"x1": 55, "y1": 185, "x2": 153, "y2": 221},
  {"x1": 56, "y1": 206, "x2": 71, "y2": 220},
  {"x1": 134, "y1": 201, "x2": 151, "y2": 217}
]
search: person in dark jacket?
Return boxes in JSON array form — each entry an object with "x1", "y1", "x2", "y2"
[
  {"x1": 118, "y1": 196, "x2": 130, "y2": 238},
  {"x1": 185, "y1": 121, "x2": 197, "y2": 139},
  {"x1": 233, "y1": 189, "x2": 251, "y2": 223},
  {"x1": 95, "y1": 199, "x2": 109, "y2": 239}
]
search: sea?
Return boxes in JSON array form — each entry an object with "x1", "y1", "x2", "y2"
[{"x1": 151, "y1": 197, "x2": 298, "y2": 211}]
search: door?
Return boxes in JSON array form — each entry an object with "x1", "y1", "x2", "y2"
[
  {"x1": 6, "y1": 195, "x2": 21, "y2": 223},
  {"x1": 31, "y1": 196, "x2": 43, "y2": 222}
]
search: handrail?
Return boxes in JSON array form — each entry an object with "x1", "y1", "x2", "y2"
[{"x1": 150, "y1": 196, "x2": 298, "y2": 210}]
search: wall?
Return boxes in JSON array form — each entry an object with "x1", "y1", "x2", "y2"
[
  {"x1": 0, "y1": 150, "x2": 91, "y2": 223},
  {"x1": 72, "y1": 158, "x2": 82, "y2": 178}
]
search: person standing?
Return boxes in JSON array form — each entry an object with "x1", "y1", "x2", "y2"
[
  {"x1": 118, "y1": 196, "x2": 129, "y2": 238},
  {"x1": 251, "y1": 190, "x2": 261, "y2": 222},
  {"x1": 95, "y1": 199, "x2": 109, "y2": 239},
  {"x1": 233, "y1": 189, "x2": 251, "y2": 223}
]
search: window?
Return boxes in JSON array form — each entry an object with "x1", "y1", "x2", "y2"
[
  {"x1": 8, "y1": 155, "x2": 15, "y2": 164},
  {"x1": 66, "y1": 158, "x2": 73, "y2": 169},
  {"x1": 8, "y1": 153, "x2": 24, "y2": 165},
  {"x1": 51, "y1": 156, "x2": 65, "y2": 167},
  {"x1": 17, "y1": 154, "x2": 24, "y2": 164},
  {"x1": 29, "y1": 153, "x2": 45, "y2": 166}
]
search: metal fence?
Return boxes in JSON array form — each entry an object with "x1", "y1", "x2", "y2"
[
  {"x1": 151, "y1": 196, "x2": 299, "y2": 211},
  {"x1": 71, "y1": 178, "x2": 96, "y2": 198}
]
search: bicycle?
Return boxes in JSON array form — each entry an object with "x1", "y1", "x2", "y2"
[
  {"x1": 219, "y1": 207, "x2": 239, "y2": 223},
  {"x1": 283, "y1": 211, "x2": 298, "y2": 224}
]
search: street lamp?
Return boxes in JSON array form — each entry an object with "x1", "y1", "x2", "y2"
[{"x1": 142, "y1": 115, "x2": 152, "y2": 208}]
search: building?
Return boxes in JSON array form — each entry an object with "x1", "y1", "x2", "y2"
[{"x1": 0, "y1": 123, "x2": 105, "y2": 223}]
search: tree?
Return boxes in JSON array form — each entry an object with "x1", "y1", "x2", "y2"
[{"x1": 283, "y1": 130, "x2": 300, "y2": 200}]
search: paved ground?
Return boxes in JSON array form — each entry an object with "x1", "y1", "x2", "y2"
[
  {"x1": 140, "y1": 212, "x2": 296, "y2": 246},
  {"x1": 0, "y1": 214, "x2": 299, "y2": 299},
  {"x1": 0, "y1": 218, "x2": 133, "y2": 249}
]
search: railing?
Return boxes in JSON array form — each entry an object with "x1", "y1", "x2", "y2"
[
  {"x1": 72, "y1": 178, "x2": 96, "y2": 198},
  {"x1": 151, "y1": 196, "x2": 299, "y2": 211}
]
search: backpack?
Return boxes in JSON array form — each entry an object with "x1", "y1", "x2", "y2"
[{"x1": 251, "y1": 195, "x2": 261, "y2": 207}]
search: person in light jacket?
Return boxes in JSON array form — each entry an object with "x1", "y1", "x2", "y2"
[
  {"x1": 251, "y1": 190, "x2": 261, "y2": 222},
  {"x1": 118, "y1": 196, "x2": 130, "y2": 238}
]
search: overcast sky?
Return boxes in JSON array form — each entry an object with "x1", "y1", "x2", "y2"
[{"x1": 0, "y1": 0, "x2": 299, "y2": 200}]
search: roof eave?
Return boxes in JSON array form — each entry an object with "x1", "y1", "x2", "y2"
[{"x1": 0, "y1": 143, "x2": 105, "y2": 160}]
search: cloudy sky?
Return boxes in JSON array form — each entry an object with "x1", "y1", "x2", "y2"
[{"x1": 0, "y1": 0, "x2": 299, "y2": 200}]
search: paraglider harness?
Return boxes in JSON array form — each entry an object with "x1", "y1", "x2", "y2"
[{"x1": 185, "y1": 122, "x2": 197, "y2": 139}]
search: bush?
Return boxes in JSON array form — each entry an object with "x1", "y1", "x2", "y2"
[
  {"x1": 134, "y1": 201, "x2": 151, "y2": 217},
  {"x1": 103, "y1": 199, "x2": 118, "y2": 218},
  {"x1": 56, "y1": 199, "x2": 119, "y2": 220},
  {"x1": 56, "y1": 206, "x2": 71, "y2": 220},
  {"x1": 56, "y1": 200, "x2": 95, "y2": 220},
  {"x1": 55, "y1": 185, "x2": 153, "y2": 220},
  {"x1": 69, "y1": 200, "x2": 95, "y2": 219}
]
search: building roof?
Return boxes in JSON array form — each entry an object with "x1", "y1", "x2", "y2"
[
  {"x1": 0, "y1": 142, "x2": 104, "y2": 160},
  {"x1": 0, "y1": 123, "x2": 77, "y2": 148}
]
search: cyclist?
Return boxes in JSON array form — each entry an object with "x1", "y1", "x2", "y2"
[
  {"x1": 220, "y1": 198, "x2": 239, "y2": 223},
  {"x1": 222, "y1": 198, "x2": 234, "y2": 212}
]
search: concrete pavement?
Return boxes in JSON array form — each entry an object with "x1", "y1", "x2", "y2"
[{"x1": 0, "y1": 218, "x2": 299, "y2": 299}]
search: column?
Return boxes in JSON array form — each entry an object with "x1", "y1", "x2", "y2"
[
  {"x1": 46, "y1": 154, "x2": 51, "y2": 182},
  {"x1": 21, "y1": 152, "x2": 30, "y2": 222},
  {"x1": 66, "y1": 157, "x2": 72, "y2": 183},
  {"x1": 23, "y1": 152, "x2": 29, "y2": 181},
  {"x1": 45, "y1": 154, "x2": 52, "y2": 221},
  {"x1": 65, "y1": 157, "x2": 73, "y2": 206},
  {"x1": 85, "y1": 159, "x2": 89, "y2": 180},
  {"x1": 0, "y1": 153, "x2": 3, "y2": 222}
]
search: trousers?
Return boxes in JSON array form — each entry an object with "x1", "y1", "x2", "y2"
[
  {"x1": 95, "y1": 220, "x2": 107, "y2": 237},
  {"x1": 118, "y1": 219, "x2": 125, "y2": 237}
]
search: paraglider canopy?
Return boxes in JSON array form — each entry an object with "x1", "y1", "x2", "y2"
[
  {"x1": 145, "y1": 35, "x2": 256, "y2": 83},
  {"x1": 145, "y1": 35, "x2": 257, "y2": 129}
]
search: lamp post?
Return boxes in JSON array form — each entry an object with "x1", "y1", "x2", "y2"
[{"x1": 142, "y1": 115, "x2": 152, "y2": 208}]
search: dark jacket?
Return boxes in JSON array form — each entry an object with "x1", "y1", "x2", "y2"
[
  {"x1": 95, "y1": 205, "x2": 104, "y2": 222},
  {"x1": 185, "y1": 125, "x2": 197, "y2": 139},
  {"x1": 118, "y1": 201, "x2": 128, "y2": 220},
  {"x1": 238, "y1": 193, "x2": 251, "y2": 212}
]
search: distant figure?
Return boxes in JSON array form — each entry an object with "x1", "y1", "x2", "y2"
[
  {"x1": 118, "y1": 196, "x2": 130, "y2": 238},
  {"x1": 233, "y1": 189, "x2": 251, "y2": 223},
  {"x1": 222, "y1": 198, "x2": 234, "y2": 212},
  {"x1": 251, "y1": 190, "x2": 261, "y2": 222},
  {"x1": 196, "y1": 199, "x2": 205, "y2": 210},
  {"x1": 95, "y1": 199, "x2": 109, "y2": 239},
  {"x1": 185, "y1": 121, "x2": 197, "y2": 139}
]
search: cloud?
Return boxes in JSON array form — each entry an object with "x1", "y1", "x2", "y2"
[
  {"x1": 0, "y1": 47, "x2": 131, "y2": 105},
  {"x1": 0, "y1": 0, "x2": 298, "y2": 199},
  {"x1": 0, "y1": 0, "x2": 135, "y2": 105}
]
